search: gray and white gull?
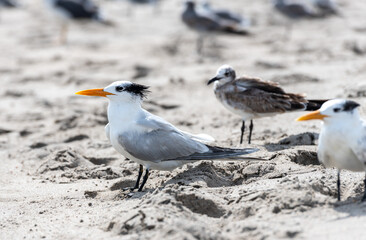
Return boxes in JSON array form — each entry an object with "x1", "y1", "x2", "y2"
[{"x1": 208, "y1": 65, "x2": 326, "y2": 144}]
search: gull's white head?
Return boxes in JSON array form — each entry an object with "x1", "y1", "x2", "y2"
[
  {"x1": 75, "y1": 81, "x2": 149, "y2": 104},
  {"x1": 207, "y1": 65, "x2": 236, "y2": 87},
  {"x1": 297, "y1": 99, "x2": 361, "y2": 124}
]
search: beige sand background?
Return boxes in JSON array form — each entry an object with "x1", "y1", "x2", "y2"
[{"x1": 1, "y1": 0, "x2": 366, "y2": 239}]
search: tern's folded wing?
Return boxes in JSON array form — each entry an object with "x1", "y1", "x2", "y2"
[
  {"x1": 137, "y1": 110, "x2": 214, "y2": 142},
  {"x1": 350, "y1": 123, "x2": 366, "y2": 163},
  {"x1": 118, "y1": 129, "x2": 209, "y2": 163}
]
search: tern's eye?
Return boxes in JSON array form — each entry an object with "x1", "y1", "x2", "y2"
[
  {"x1": 333, "y1": 108, "x2": 341, "y2": 113},
  {"x1": 115, "y1": 86, "x2": 124, "y2": 92},
  {"x1": 225, "y1": 72, "x2": 229, "y2": 77}
]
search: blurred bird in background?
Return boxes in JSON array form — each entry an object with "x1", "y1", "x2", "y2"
[
  {"x1": 125, "y1": 0, "x2": 160, "y2": 16},
  {"x1": 201, "y1": 1, "x2": 251, "y2": 28},
  {"x1": 297, "y1": 99, "x2": 366, "y2": 202},
  {"x1": 44, "y1": 0, "x2": 112, "y2": 44},
  {"x1": 272, "y1": 0, "x2": 339, "y2": 39},
  {"x1": 0, "y1": 0, "x2": 18, "y2": 22},
  {"x1": 0, "y1": 0, "x2": 17, "y2": 8},
  {"x1": 181, "y1": 0, "x2": 249, "y2": 55},
  {"x1": 208, "y1": 65, "x2": 326, "y2": 144}
]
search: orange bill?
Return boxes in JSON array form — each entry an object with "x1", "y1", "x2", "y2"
[
  {"x1": 296, "y1": 110, "x2": 328, "y2": 121},
  {"x1": 75, "y1": 88, "x2": 114, "y2": 97}
]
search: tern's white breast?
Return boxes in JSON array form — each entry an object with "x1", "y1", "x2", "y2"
[{"x1": 318, "y1": 125, "x2": 365, "y2": 172}]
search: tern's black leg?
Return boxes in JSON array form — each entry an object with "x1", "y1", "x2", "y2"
[
  {"x1": 240, "y1": 120, "x2": 245, "y2": 144},
  {"x1": 123, "y1": 164, "x2": 143, "y2": 191},
  {"x1": 132, "y1": 164, "x2": 144, "y2": 190},
  {"x1": 248, "y1": 120, "x2": 254, "y2": 144},
  {"x1": 138, "y1": 169, "x2": 150, "y2": 192},
  {"x1": 337, "y1": 169, "x2": 341, "y2": 201},
  {"x1": 362, "y1": 173, "x2": 366, "y2": 202}
]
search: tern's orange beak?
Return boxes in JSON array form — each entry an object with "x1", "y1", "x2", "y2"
[
  {"x1": 75, "y1": 88, "x2": 114, "y2": 97},
  {"x1": 296, "y1": 110, "x2": 328, "y2": 121}
]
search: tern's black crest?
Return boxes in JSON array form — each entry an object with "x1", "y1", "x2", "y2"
[
  {"x1": 124, "y1": 83, "x2": 150, "y2": 99},
  {"x1": 343, "y1": 100, "x2": 360, "y2": 112}
]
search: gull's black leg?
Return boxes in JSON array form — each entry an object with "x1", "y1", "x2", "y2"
[
  {"x1": 240, "y1": 121, "x2": 245, "y2": 144},
  {"x1": 138, "y1": 169, "x2": 150, "y2": 192},
  {"x1": 132, "y1": 164, "x2": 144, "y2": 190},
  {"x1": 362, "y1": 173, "x2": 366, "y2": 202},
  {"x1": 337, "y1": 169, "x2": 341, "y2": 201},
  {"x1": 248, "y1": 120, "x2": 254, "y2": 144}
]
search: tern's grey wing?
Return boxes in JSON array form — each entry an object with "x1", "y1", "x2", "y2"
[
  {"x1": 224, "y1": 88, "x2": 306, "y2": 114},
  {"x1": 350, "y1": 122, "x2": 366, "y2": 163},
  {"x1": 136, "y1": 110, "x2": 177, "y2": 132},
  {"x1": 119, "y1": 112, "x2": 208, "y2": 162},
  {"x1": 118, "y1": 129, "x2": 208, "y2": 163},
  {"x1": 137, "y1": 110, "x2": 214, "y2": 143}
]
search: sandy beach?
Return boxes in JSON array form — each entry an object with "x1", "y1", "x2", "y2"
[{"x1": 1, "y1": 0, "x2": 366, "y2": 239}]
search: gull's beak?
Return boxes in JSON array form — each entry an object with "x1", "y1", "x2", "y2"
[
  {"x1": 207, "y1": 76, "x2": 220, "y2": 85},
  {"x1": 296, "y1": 110, "x2": 328, "y2": 121},
  {"x1": 75, "y1": 88, "x2": 114, "y2": 97}
]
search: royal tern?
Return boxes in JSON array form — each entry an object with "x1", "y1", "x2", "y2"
[
  {"x1": 208, "y1": 65, "x2": 326, "y2": 144},
  {"x1": 201, "y1": 2, "x2": 251, "y2": 28},
  {"x1": 76, "y1": 81, "x2": 261, "y2": 191},
  {"x1": 44, "y1": 0, "x2": 110, "y2": 44},
  {"x1": 181, "y1": 0, "x2": 249, "y2": 54},
  {"x1": 297, "y1": 99, "x2": 366, "y2": 201},
  {"x1": 272, "y1": 0, "x2": 338, "y2": 39}
]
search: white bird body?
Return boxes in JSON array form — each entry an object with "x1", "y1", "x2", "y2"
[
  {"x1": 76, "y1": 81, "x2": 260, "y2": 191},
  {"x1": 106, "y1": 103, "x2": 197, "y2": 171},
  {"x1": 318, "y1": 112, "x2": 366, "y2": 171},
  {"x1": 297, "y1": 99, "x2": 366, "y2": 201}
]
